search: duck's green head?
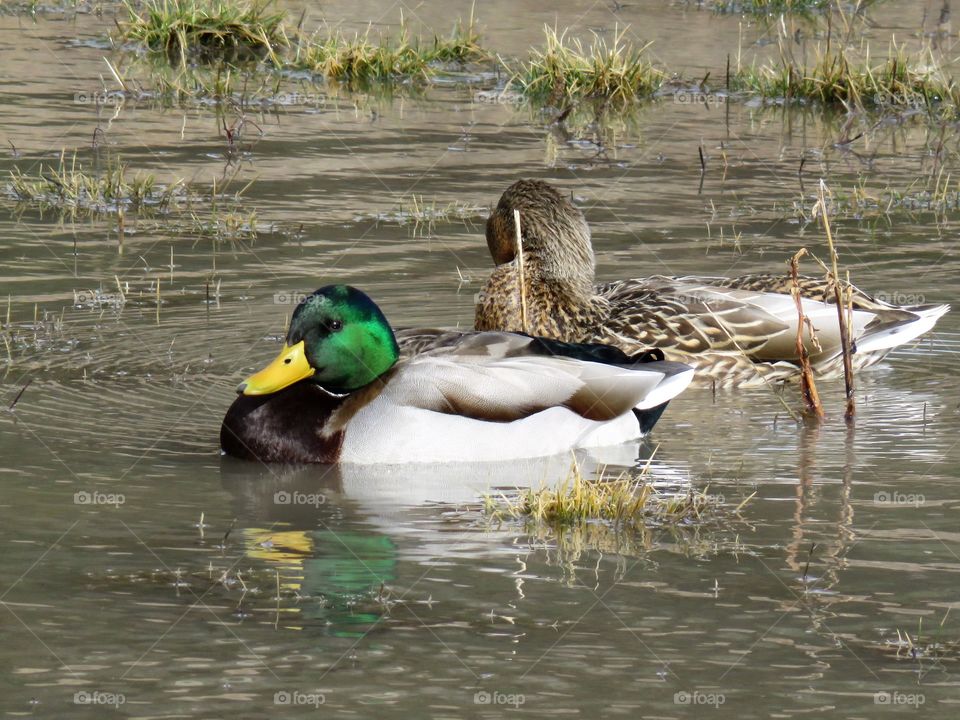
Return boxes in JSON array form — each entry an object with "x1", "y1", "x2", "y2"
[{"x1": 238, "y1": 285, "x2": 400, "y2": 396}]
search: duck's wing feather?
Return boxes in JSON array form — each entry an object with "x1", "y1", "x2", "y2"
[
  {"x1": 394, "y1": 327, "x2": 468, "y2": 357},
  {"x1": 381, "y1": 349, "x2": 693, "y2": 422},
  {"x1": 599, "y1": 276, "x2": 794, "y2": 355},
  {"x1": 714, "y1": 273, "x2": 950, "y2": 315},
  {"x1": 599, "y1": 275, "x2": 948, "y2": 364}
]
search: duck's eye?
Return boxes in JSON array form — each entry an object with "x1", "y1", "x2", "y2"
[
  {"x1": 284, "y1": 358, "x2": 292, "y2": 365},
  {"x1": 330, "y1": 320, "x2": 343, "y2": 332}
]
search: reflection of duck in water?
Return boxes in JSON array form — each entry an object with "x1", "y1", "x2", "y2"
[
  {"x1": 242, "y1": 525, "x2": 397, "y2": 638},
  {"x1": 222, "y1": 447, "x2": 676, "y2": 636},
  {"x1": 221, "y1": 285, "x2": 692, "y2": 464},
  {"x1": 475, "y1": 179, "x2": 950, "y2": 388}
]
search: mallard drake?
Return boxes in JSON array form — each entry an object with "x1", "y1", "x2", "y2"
[
  {"x1": 476, "y1": 179, "x2": 950, "y2": 388},
  {"x1": 221, "y1": 285, "x2": 694, "y2": 464}
]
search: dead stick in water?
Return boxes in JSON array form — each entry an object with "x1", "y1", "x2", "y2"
[
  {"x1": 8, "y1": 379, "x2": 31, "y2": 410},
  {"x1": 790, "y1": 248, "x2": 825, "y2": 419},
  {"x1": 817, "y1": 179, "x2": 855, "y2": 421},
  {"x1": 513, "y1": 209, "x2": 528, "y2": 334}
]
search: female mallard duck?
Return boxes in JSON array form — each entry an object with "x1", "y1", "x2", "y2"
[
  {"x1": 476, "y1": 179, "x2": 950, "y2": 388},
  {"x1": 221, "y1": 285, "x2": 693, "y2": 464}
]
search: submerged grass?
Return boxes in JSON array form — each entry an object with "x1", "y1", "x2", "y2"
[
  {"x1": 4, "y1": 152, "x2": 264, "y2": 240},
  {"x1": 119, "y1": 0, "x2": 288, "y2": 64},
  {"x1": 714, "y1": 0, "x2": 829, "y2": 14},
  {"x1": 510, "y1": 26, "x2": 664, "y2": 107},
  {"x1": 7, "y1": 152, "x2": 182, "y2": 213},
  {"x1": 372, "y1": 194, "x2": 486, "y2": 236},
  {"x1": 784, "y1": 170, "x2": 960, "y2": 224}
]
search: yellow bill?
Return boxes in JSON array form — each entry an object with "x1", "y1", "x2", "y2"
[{"x1": 238, "y1": 341, "x2": 315, "y2": 396}]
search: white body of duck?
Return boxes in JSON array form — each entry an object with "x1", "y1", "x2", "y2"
[{"x1": 222, "y1": 286, "x2": 693, "y2": 465}]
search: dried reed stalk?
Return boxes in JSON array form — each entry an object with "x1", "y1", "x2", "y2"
[
  {"x1": 817, "y1": 179, "x2": 855, "y2": 420},
  {"x1": 514, "y1": 208, "x2": 528, "y2": 334},
  {"x1": 790, "y1": 248, "x2": 825, "y2": 419}
]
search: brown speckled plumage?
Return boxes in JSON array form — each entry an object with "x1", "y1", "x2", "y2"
[{"x1": 476, "y1": 179, "x2": 949, "y2": 388}]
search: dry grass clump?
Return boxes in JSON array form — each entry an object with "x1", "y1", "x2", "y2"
[
  {"x1": 118, "y1": 0, "x2": 288, "y2": 64},
  {"x1": 485, "y1": 462, "x2": 748, "y2": 527},
  {"x1": 482, "y1": 462, "x2": 754, "y2": 571},
  {"x1": 510, "y1": 26, "x2": 664, "y2": 108},
  {"x1": 289, "y1": 16, "x2": 488, "y2": 83},
  {"x1": 113, "y1": 8, "x2": 491, "y2": 92},
  {"x1": 731, "y1": 43, "x2": 958, "y2": 110}
]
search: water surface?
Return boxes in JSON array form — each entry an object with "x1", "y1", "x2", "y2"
[{"x1": 1, "y1": 2, "x2": 959, "y2": 717}]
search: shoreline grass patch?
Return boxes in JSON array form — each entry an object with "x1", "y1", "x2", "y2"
[
  {"x1": 509, "y1": 26, "x2": 664, "y2": 108},
  {"x1": 731, "y1": 43, "x2": 958, "y2": 110},
  {"x1": 118, "y1": 0, "x2": 288, "y2": 64}
]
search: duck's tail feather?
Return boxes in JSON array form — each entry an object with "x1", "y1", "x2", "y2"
[
  {"x1": 628, "y1": 361, "x2": 696, "y2": 410},
  {"x1": 633, "y1": 402, "x2": 669, "y2": 434},
  {"x1": 851, "y1": 303, "x2": 950, "y2": 356}
]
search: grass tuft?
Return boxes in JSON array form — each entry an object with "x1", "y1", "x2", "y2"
[
  {"x1": 112, "y1": 10, "x2": 491, "y2": 93},
  {"x1": 118, "y1": 0, "x2": 288, "y2": 64},
  {"x1": 485, "y1": 461, "x2": 745, "y2": 527},
  {"x1": 4, "y1": 152, "x2": 264, "y2": 239},
  {"x1": 289, "y1": 16, "x2": 489, "y2": 83},
  {"x1": 714, "y1": 0, "x2": 831, "y2": 15},
  {"x1": 510, "y1": 26, "x2": 664, "y2": 108},
  {"x1": 7, "y1": 152, "x2": 182, "y2": 213},
  {"x1": 731, "y1": 43, "x2": 958, "y2": 110}
]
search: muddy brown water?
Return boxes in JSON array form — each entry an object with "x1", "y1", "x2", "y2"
[{"x1": 1, "y1": 2, "x2": 960, "y2": 718}]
